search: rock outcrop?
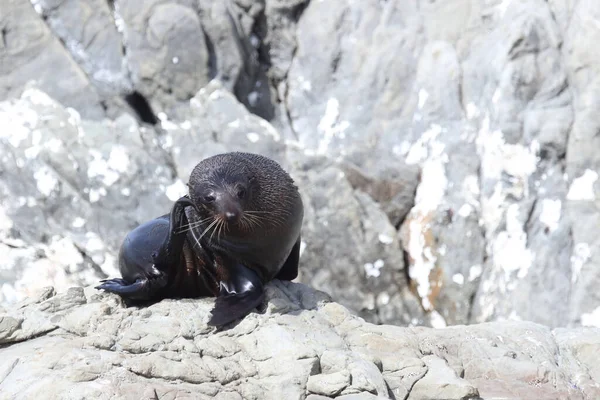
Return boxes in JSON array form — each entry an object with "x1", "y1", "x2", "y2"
[
  {"x1": 1, "y1": 0, "x2": 600, "y2": 331},
  {"x1": 0, "y1": 282, "x2": 599, "y2": 400}
]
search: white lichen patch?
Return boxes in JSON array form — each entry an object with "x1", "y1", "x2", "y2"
[
  {"x1": 469, "y1": 264, "x2": 482, "y2": 281},
  {"x1": 539, "y1": 199, "x2": 562, "y2": 233},
  {"x1": 492, "y1": 204, "x2": 533, "y2": 280},
  {"x1": 121, "y1": 187, "x2": 131, "y2": 196},
  {"x1": 364, "y1": 259, "x2": 385, "y2": 278},
  {"x1": 246, "y1": 132, "x2": 260, "y2": 143},
  {"x1": 570, "y1": 243, "x2": 591, "y2": 284},
  {"x1": 72, "y1": 217, "x2": 86, "y2": 228},
  {"x1": 478, "y1": 127, "x2": 538, "y2": 183},
  {"x1": 108, "y1": 145, "x2": 130, "y2": 173},
  {"x1": 89, "y1": 187, "x2": 107, "y2": 203},
  {"x1": 22, "y1": 88, "x2": 56, "y2": 106},
  {"x1": 452, "y1": 273, "x2": 465, "y2": 285},
  {"x1": 317, "y1": 98, "x2": 350, "y2": 154},
  {"x1": 405, "y1": 124, "x2": 445, "y2": 165},
  {"x1": 378, "y1": 233, "x2": 394, "y2": 244},
  {"x1": 414, "y1": 159, "x2": 448, "y2": 214},
  {"x1": 165, "y1": 179, "x2": 187, "y2": 201},
  {"x1": 88, "y1": 150, "x2": 117, "y2": 185},
  {"x1": 581, "y1": 306, "x2": 600, "y2": 328},
  {"x1": 466, "y1": 103, "x2": 480, "y2": 119},
  {"x1": 458, "y1": 203, "x2": 473, "y2": 217},
  {"x1": 46, "y1": 138, "x2": 63, "y2": 152},
  {"x1": 0, "y1": 102, "x2": 39, "y2": 148},
  {"x1": 567, "y1": 169, "x2": 598, "y2": 201},
  {"x1": 156, "y1": 111, "x2": 179, "y2": 130},
  {"x1": 418, "y1": 89, "x2": 429, "y2": 109},
  {"x1": 88, "y1": 146, "x2": 130, "y2": 187},
  {"x1": 377, "y1": 292, "x2": 390, "y2": 306},
  {"x1": 33, "y1": 166, "x2": 59, "y2": 197}
]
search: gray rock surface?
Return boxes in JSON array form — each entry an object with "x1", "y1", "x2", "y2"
[
  {"x1": 0, "y1": 0, "x2": 106, "y2": 119},
  {"x1": 1, "y1": 0, "x2": 600, "y2": 331},
  {"x1": 0, "y1": 282, "x2": 599, "y2": 400}
]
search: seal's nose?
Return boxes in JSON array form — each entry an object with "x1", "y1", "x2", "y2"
[{"x1": 225, "y1": 211, "x2": 238, "y2": 222}]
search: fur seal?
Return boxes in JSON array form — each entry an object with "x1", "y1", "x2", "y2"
[{"x1": 96, "y1": 152, "x2": 304, "y2": 327}]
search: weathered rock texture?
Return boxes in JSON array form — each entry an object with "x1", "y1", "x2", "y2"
[
  {"x1": 0, "y1": 283, "x2": 599, "y2": 400},
  {"x1": 1, "y1": 0, "x2": 600, "y2": 330}
]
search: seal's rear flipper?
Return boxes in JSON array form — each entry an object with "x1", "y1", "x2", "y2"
[
  {"x1": 274, "y1": 236, "x2": 301, "y2": 281},
  {"x1": 207, "y1": 263, "x2": 265, "y2": 327},
  {"x1": 95, "y1": 275, "x2": 168, "y2": 302}
]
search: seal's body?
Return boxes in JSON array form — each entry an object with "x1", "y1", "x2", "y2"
[{"x1": 96, "y1": 152, "x2": 303, "y2": 326}]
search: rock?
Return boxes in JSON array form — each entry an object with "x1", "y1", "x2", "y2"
[
  {"x1": 0, "y1": 88, "x2": 175, "y2": 303},
  {"x1": 29, "y1": 0, "x2": 131, "y2": 96},
  {"x1": 408, "y1": 356, "x2": 478, "y2": 400},
  {"x1": 306, "y1": 370, "x2": 351, "y2": 397},
  {"x1": 115, "y1": 0, "x2": 211, "y2": 112},
  {"x1": 115, "y1": 0, "x2": 273, "y2": 119},
  {"x1": 282, "y1": 0, "x2": 598, "y2": 329},
  {"x1": 0, "y1": 282, "x2": 599, "y2": 400},
  {"x1": 0, "y1": 0, "x2": 105, "y2": 119}
]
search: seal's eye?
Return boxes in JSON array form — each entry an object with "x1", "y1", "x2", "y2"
[
  {"x1": 203, "y1": 194, "x2": 216, "y2": 203},
  {"x1": 236, "y1": 187, "x2": 246, "y2": 199}
]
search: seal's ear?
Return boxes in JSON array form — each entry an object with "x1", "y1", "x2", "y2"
[{"x1": 207, "y1": 261, "x2": 265, "y2": 327}]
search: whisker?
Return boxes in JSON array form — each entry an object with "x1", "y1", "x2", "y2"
[
  {"x1": 189, "y1": 217, "x2": 214, "y2": 250},
  {"x1": 219, "y1": 219, "x2": 226, "y2": 242},
  {"x1": 174, "y1": 216, "x2": 214, "y2": 234},
  {"x1": 209, "y1": 217, "x2": 222, "y2": 244},
  {"x1": 198, "y1": 218, "x2": 219, "y2": 241}
]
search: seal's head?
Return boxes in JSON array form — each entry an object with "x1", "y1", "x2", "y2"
[
  {"x1": 186, "y1": 151, "x2": 304, "y2": 279},
  {"x1": 188, "y1": 161, "x2": 253, "y2": 227}
]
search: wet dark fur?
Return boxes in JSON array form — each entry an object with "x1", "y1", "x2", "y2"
[
  {"x1": 96, "y1": 152, "x2": 303, "y2": 327},
  {"x1": 186, "y1": 152, "x2": 303, "y2": 282}
]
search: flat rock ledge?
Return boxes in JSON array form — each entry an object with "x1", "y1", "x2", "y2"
[{"x1": 0, "y1": 282, "x2": 598, "y2": 400}]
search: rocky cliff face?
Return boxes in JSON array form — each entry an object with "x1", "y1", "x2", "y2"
[
  {"x1": 1, "y1": 0, "x2": 599, "y2": 330},
  {"x1": 0, "y1": 282, "x2": 599, "y2": 400}
]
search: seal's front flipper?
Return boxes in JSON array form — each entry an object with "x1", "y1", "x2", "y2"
[
  {"x1": 96, "y1": 196, "x2": 195, "y2": 302},
  {"x1": 274, "y1": 236, "x2": 301, "y2": 281},
  {"x1": 156, "y1": 195, "x2": 195, "y2": 266},
  {"x1": 95, "y1": 275, "x2": 168, "y2": 301},
  {"x1": 207, "y1": 263, "x2": 265, "y2": 327}
]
